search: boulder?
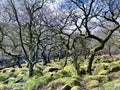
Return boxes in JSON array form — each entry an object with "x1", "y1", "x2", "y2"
[
  {"x1": 71, "y1": 79, "x2": 81, "y2": 86},
  {"x1": 108, "y1": 62, "x2": 120, "y2": 72},
  {"x1": 94, "y1": 63, "x2": 108, "y2": 75},
  {"x1": 85, "y1": 75, "x2": 109, "y2": 83},
  {"x1": 71, "y1": 86, "x2": 81, "y2": 90},
  {"x1": 57, "y1": 70, "x2": 71, "y2": 77},
  {"x1": 61, "y1": 84, "x2": 72, "y2": 90},
  {"x1": 87, "y1": 80, "x2": 99, "y2": 88}
]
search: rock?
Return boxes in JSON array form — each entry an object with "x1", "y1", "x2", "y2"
[
  {"x1": 85, "y1": 75, "x2": 109, "y2": 83},
  {"x1": 71, "y1": 86, "x2": 81, "y2": 90},
  {"x1": 98, "y1": 70, "x2": 109, "y2": 75},
  {"x1": 87, "y1": 80, "x2": 99, "y2": 88},
  {"x1": 72, "y1": 75, "x2": 81, "y2": 81},
  {"x1": 64, "y1": 65, "x2": 76, "y2": 75},
  {"x1": 71, "y1": 78, "x2": 81, "y2": 86},
  {"x1": 108, "y1": 62, "x2": 120, "y2": 72},
  {"x1": 61, "y1": 84, "x2": 72, "y2": 90},
  {"x1": 94, "y1": 63, "x2": 108, "y2": 75},
  {"x1": 57, "y1": 70, "x2": 71, "y2": 77}
]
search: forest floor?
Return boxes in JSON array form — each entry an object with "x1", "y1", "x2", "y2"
[{"x1": 0, "y1": 56, "x2": 120, "y2": 90}]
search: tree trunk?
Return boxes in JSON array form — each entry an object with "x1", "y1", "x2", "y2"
[
  {"x1": 108, "y1": 45, "x2": 112, "y2": 57},
  {"x1": 42, "y1": 51, "x2": 47, "y2": 65},
  {"x1": 29, "y1": 46, "x2": 34, "y2": 77},
  {"x1": 73, "y1": 53, "x2": 80, "y2": 75},
  {"x1": 16, "y1": 57, "x2": 22, "y2": 68},
  {"x1": 63, "y1": 51, "x2": 68, "y2": 68},
  {"x1": 87, "y1": 51, "x2": 95, "y2": 75},
  {"x1": 29, "y1": 62, "x2": 33, "y2": 77}
]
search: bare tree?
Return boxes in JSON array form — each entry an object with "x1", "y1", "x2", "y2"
[
  {"x1": 71, "y1": 0, "x2": 120, "y2": 74},
  {"x1": 1, "y1": 0, "x2": 45, "y2": 77}
]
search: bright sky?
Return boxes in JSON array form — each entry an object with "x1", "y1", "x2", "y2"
[{"x1": 48, "y1": 0, "x2": 65, "y2": 10}]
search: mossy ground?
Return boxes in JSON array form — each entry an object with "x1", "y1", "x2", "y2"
[{"x1": 0, "y1": 56, "x2": 120, "y2": 90}]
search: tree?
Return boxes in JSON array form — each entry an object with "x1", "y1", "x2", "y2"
[
  {"x1": 71, "y1": 0, "x2": 120, "y2": 74},
  {"x1": 1, "y1": 0, "x2": 45, "y2": 77},
  {"x1": 0, "y1": 23, "x2": 22, "y2": 68}
]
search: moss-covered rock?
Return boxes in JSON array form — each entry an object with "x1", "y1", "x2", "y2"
[
  {"x1": 108, "y1": 62, "x2": 120, "y2": 72},
  {"x1": 57, "y1": 70, "x2": 71, "y2": 77},
  {"x1": 98, "y1": 70, "x2": 109, "y2": 75},
  {"x1": 85, "y1": 75, "x2": 109, "y2": 83},
  {"x1": 71, "y1": 78, "x2": 81, "y2": 86},
  {"x1": 94, "y1": 63, "x2": 108, "y2": 75},
  {"x1": 95, "y1": 80, "x2": 120, "y2": 90},
  {"x1": 87, "y1": 80, "x2": 99, "y2": 88},
  {"x1": 80, "y1": 67, "x2": 86, "y2": 75},
  {"x1": 1, "y1": 68, "x2": 15, "y2": 73},
  {"x1": 64, "y1": 65, "x2": 77, "y2": 75},
  {"x1": 72, "y1": 75, "x2": 81, "y2": 81},
  {"x1": 108, "y1": 71, "x2": 120, "y2": 81},
  {"x1": 0, "y1": 76, "x2": 8, "y2": 82},
  {"x1": 24, "y1": 75, "x2": 51, "y2": 90},
  {"x1": 61, "y1": 84, "x2": 72, "y2": 90},
  {"x1": 71, "y1": 86, "x2": 81, "y2": 90},
  {"x1": 47, "y1": 77, "x2": 72, "y2": 89}
]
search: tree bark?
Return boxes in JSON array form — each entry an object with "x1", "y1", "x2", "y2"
[
  {"x1": 29, "y1": 62, "x2": 34, "y2": 77},
  {"x1": 73, "y1": 52, "x2": 80, "y2": 75},
  {"x1": 63, "y1": 51, "x2": 68, "y2": 68},
  {"x1": 87, "y1": 52, "x2": 95, "y2": 75}
]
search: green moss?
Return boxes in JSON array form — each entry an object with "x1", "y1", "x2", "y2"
[
  {"x1": 85, "y1": 75, "x2": 109, "y2": 83},
  {"x1": 90, "y1": 77, "x2": 120, "y2": 90},
  {"x1": 7, "y1": 77, "x2": 16, "y2": 84},
  {"x1": 71, "y1": 86, "x2": 81, "y2": 90},
  {"x1": 98, "y1": 70, "x2": 109, "y2": 75},
  {"x1": 108, "y1": 62, "x2": 120, "y2": 72},
  {"x1": 80, "y1": 66, "x2": 86, "y2": 75},
  {"x1": 48, "y1": 77, "x2": 72, "y2": 89},
  {"x1": 33, "y1": 68, "x2": 43, "y2": 76},
  {"x1": 24, "y1": 75, "x2": 51, "y2": 90},
  {"x1": 70, "y1": 78, "x2": 81, "y2": 86},
  {"x1": 0, "y1": 76, "x2": 8, "y2": 82},
  {"x1": 94, "y1": 63, "x2": 108, "y2": 75},
  {"x1": 87, "y1": 80, "x2": 99, "y2": 88},
  {"x1": 57, "y1": 70, "x2": 71, "y2": 77},
  {"x1": 61, "y1": 84, "x2": 72, "y2": 90},
  {"x1": 108, "y1": 71, "x2": 120, "y2": 81},
  {"x1": 0, "y1": 82, "x2": 7, "y2": 89},
  {"x1": 64, "y1": 65, "x2": 77, "y2": 75},
  {"x1": 104, "y1": 81, "x2": 120, "y2": 90}
]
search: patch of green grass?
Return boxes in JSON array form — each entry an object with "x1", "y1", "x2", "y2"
[
  {"x1": 24, "y1": 75, "x2": 55, "y2": 90},
  {"x1": 0, "y1": 76, "x2": 7, "y2": 82}
]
